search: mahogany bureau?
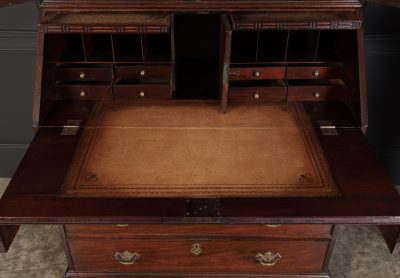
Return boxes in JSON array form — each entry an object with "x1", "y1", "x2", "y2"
[{"x1": 1, "y1": 1, "x2": 400, "y2": 277}]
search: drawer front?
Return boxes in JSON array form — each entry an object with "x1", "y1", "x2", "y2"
[
  {"x1": 113, "y1": 84, "x2": 171, "y2": 100},
  {"x1": 287, "y1": 86, "x2": 349, "y2": 101},
  {"x1": 229, "y1": 87, "x2": 287, "y2": 102},
  {"x1": 115, "y1": 65, "x2": 171, "y2": 81},
  {"x1": 286, "y1": 66, "x2": 344, "y2": 80},
  {"x1": 55, "y1": 67, "x2": 113, "y2": 82},
  {"x1": 65, "y1": 224, "x2": 332, "y2": 239},
  {"x1": 229, "y1": 67, "x2": 286, "y2": 81},
  {"x1": 55, "y1": 85, "x2": 113, "y2": 100},
  {"x1": 69, "y1": 239, "x2": 329, "y2": 274}
]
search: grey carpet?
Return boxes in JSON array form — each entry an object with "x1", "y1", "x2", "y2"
[{"x1": 0, "y1": 178, "x2": 399, "y2": 278}]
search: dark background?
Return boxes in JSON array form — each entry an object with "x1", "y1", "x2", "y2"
[{"x1": 0, "y1": 1, "x2": 399, "y2": 185}]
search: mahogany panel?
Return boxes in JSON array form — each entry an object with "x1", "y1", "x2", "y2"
[
  {"x1": 65, "y1": 224, "x2": 332, "y2": 239},
  {"x1": 65, "y1": 273, "x2": 330, "y2": 278},
  {"x1": 68, "y1": 239, "x2": 329, "y2": 273}
]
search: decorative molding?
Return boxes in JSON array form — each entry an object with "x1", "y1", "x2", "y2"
[
  {"x1": 38, "y1": 24, "x2": 170, "y2": 33},
  {"x1": 232, "y1": 20, "x2": 362, "y2": 30}
]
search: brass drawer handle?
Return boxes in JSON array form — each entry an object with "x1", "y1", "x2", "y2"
[
  {"x1": 254, "y1": 92, "x2": 260, "y2": 100},
  {"x1": 79, "y1": 72, "x2": 86, "y2": 79},
  {"x1": 80, "y1": 91, "x2": 86, "y2": 97},
  {"x1": 256, "y1": 252, "x2": 282, "y2": 266},
  {"x1": 191, "y1": 243, "x2": 202, "y2": 256},
  {"x1": 253, "y1": 71, "x2": 261, "y2": 77},
  {"x1": 140, "y1": 70, "x2": 146, "y2": 77},
  {"x1": 114, "y1": 251, "x2": 140, "y2": 265},
  {"x1": 139, "y1": 91, "x2": 145, "y2": 98},
  {"x1": 116, "y1": 224, "x2": 129, "y2": 227},
  {"x1": 312, "y1": 70, "x2": 320, "y2": 77},
  {"x1": 265, "y1": 224, "x2": 281, "y2": 228},
  {"x1": 313, "y1": 91, "x2": 320, "y2": 98}
]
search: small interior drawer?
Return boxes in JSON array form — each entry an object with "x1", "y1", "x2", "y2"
[
  {"x1": 115, "y1": 65, "x2": 171, "y2": 82},
  {"x1": 229, "y1": 66, "x2": 286, "y2": 81},
  {"x1": 286, "y1": 66, "x2": 345, "y2": 80},
  {"x1": 55, "y1": 66, "x2": 113, "y2": 82},
  {"x1": 68, "y1": 238, "x2": 329, "y2": 274},
  {"x1": 55, "y1": 84, "x2": 113, "y2": 100},
  {"x1": 287, "y1": 86, "x2": 349, "y2": 101},
  {"x1": 65, "y1": 224, "x2": 332, "y2": 239},
  {"x1": 113, "y1": 84, "x2": 171, "y2": 100},
  {"x1": 229, "y1": 81, "x2": 287, "y2": 102}
]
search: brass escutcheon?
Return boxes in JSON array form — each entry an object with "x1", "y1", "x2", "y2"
[
  {"x1": 114, "y1": 251, "x2": 140, "y2": 265},
  {"x1": 256, "y1": 251, "x2": 282, "y2": 266},
  {"x1": 191, "y1": 243, "x2": 202, "y2": 256}
]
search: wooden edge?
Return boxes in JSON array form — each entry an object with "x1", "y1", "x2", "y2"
[
  {"x1": 0, "y1": 225, "x2": 19, "y2": 253},
  {"x1": 322, "y1": 225, "x2": 338, "y2": 273},
  {"x1": 379, "y1": 225, "x2": 400, "y2": 256},
  {"x1": 32, "y1": 31, "x2": 44, "y2": 130},
  {"x1": 59, "y1": 225, "x2": 75, "y2": 270},
  {"x1": 357, "y1": 21, "x2": 368, "y2": 133}
]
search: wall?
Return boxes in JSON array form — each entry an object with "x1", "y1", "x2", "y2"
[{"x1": 0, "y1": 1, "x2": 399, "y2": 185}]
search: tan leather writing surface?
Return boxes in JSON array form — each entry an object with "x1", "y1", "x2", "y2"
[{"x1": 63, "y1": 102, "x2": 337, "y2": 197}]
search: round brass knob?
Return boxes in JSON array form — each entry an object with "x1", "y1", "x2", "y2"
[
  {"x1": 80, "y1": 91, "x2": 86, "y2": 97},
  {"x1": 254, "y1": 93, "x2": 260, "y2": 100},
  {"x1": 79, "y1": 72, "x2": 85, "y2": 79},
  {"x1": 313, "y1": 91, "x2": 320, "y2": 98},
  {"x1": 253, "y1": 71, "x2": 261, "y2": 77},
  {"x1": 140, "y1": 70, "x2": 146, "y2": 77},
  {"x1": 313, "y1": 70, "x2": 320, "y2": 77},
  {"x1": 139, "y1": 91, "x2": 145, "y2": 98}
]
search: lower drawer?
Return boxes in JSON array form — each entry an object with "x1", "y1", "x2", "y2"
[
  {"x1": 229, "y1": 87, "x2": 287, "y2": 102},
  {"x1": 68, "y1": 239, "x2": 329, "y2": 274},
  {"x1": 113, "y1": 84, "x2": 171, "y2": 100},
  {"x1": 287, "y1": 86, "x2": 349, "y2": 101},
  {"x1": 55, "y1": 85, "x2": 113, "y2": 101}
]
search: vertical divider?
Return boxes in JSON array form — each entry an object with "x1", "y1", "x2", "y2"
[
  {"x1": 171, "y1": 15, "x2": 176, "y2": 94},
  {"x1": 284, "y1": 31, "x2": 290, "y2": 63},
  {"x1": 284, "y1": 30, "x2": 290, "y2": 101},
  {"x1": 110, "y1": 34, "x2": 116, "y2": 63},
  {"x1": 255, "y1": 30, "x2": 260, "y2": 64},
  {"x1": 140, "y1": 33, "x2": 146, "y2": 62},
  {"x1": 219, "y1": 15, "x2": 232, "y2": 113},
  {"x1": 314, "y1": 30, "x2": 321, "y2": 62},
  {"x1": 81, "y1": 34, "x2": 88, "y2": 62}
]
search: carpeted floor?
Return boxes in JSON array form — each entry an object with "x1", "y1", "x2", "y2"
[{"x1": 0, "y1": 178, "x2": 399, "y2": 278}]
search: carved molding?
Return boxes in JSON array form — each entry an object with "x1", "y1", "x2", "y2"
[
  {"x1": 232, "y1": 20, "x2": 362, "y2": 30},
  {"x1": 38, "y1": 24, "x2": 170, "y2": 33}
]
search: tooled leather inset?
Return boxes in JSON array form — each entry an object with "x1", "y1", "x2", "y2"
[{"x1": 62, "y1": 102, "x2": 337, "y2": 198}]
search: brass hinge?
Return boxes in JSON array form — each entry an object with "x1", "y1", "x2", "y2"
[
  {"x1": 318, "y1": 120, "x2": 338, "y2": 136},
  {"x1": 61, "y1": 120, "x2": 82, "y2": 136}
]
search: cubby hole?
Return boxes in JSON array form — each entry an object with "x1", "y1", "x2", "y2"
[
  {"x1": 317, "y1": 30, "x2": 357, "y2": 63},
  {"x1": 83, "y1": 34, "x2": 114, "y2": 62},
  {"x1": 112, "y1": 34, "x2": 143, "y2": 62},
  {"x1": 287, "y1": 31, "x2": 320, "y2": 62},
  {"x1": 230, "y1": 31, "x2": 258, "y2": 64},
  {"x1": 44, "y1": 34, "x2": 85, "y2": 62},
  {"x1": 143, "y1": 34, "x2": 172, "y2": 62},
  {"x1": 257, "y1": 31, "x2": 288, "y2": 62}
]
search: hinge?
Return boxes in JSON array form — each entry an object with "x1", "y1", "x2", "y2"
[
  {"x1": 61, "y1": 120, "x2": 82, "y2": 136},
  {"x1": 318, "y1": 120, "x2": 338, "y2": 136}
]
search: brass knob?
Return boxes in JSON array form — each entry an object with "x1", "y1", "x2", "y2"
[
  {"x1": 191, "y1": 243, "x2": 202, "y2": 256},
  {"x1": 114, "y1": 251, "x2": 140, "y2": 265},
  {"x1": 139, "y1": 91, "x2": 145, "y2": 98},
  {"x1": 80, "y1": 91, "x2": 86, "y2": 97},
  {"x1": 140, "y1": 70, "x2": 146, "y2": 77},
  {"x1": 313, "y1": 91, "x2": 320, "y2": 98},
  {"x1": 253, "y1": 71, "x2": 260, "y2": 77},
  {"x1": 313, "y1": 70, "x2": 320, "y2": 77},
  {"x1": 254, "y1": 93, "x2": 260, "y2": 100},
  {"x1": 256, "y1": 252, "x2": 282, "y2": 266},
  {"x1": 79, "y1": 72, "x2": 85, "y2": 79}
]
